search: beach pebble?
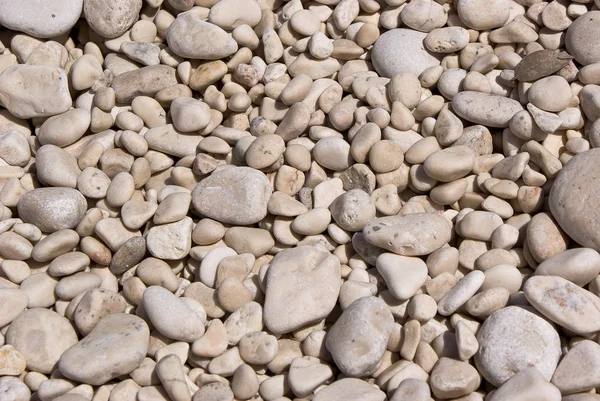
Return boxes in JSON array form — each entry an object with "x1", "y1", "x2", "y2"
[
  {"x1": 376, "y1": 253, "x2": 428, "y2": 300},
  {"x1": 363, "y1": 213, "x2": 452, "y2": 256},
  {"x1": 192, "y1": 167, "x2": 272, "y2": 225},
  {"x1": 142, "y1": 285, "x2": 206, "y2": 342},
  {"x1": 475, "y1": 306, "x2": 561, "y2": 387},
  {"x1": 524, "y1": 275, "x2": 600, "y2": 335},
  {"x1": 0, "y1": 377, "x2": 30, "y2": 401},
  {"x1": 551, "y1": 340, "x2": 600, "y2": 394},
  {"x1": 84, "y1": 0, "x2": 142, "y2": 39},
  {"x1": 313, "y1": 379, "x2": 385, "y2": 401},
  {"x1": 167, "y1": 14, "x2": 238, "y2": 60},
  {"x1": 452, "y1": 91, "x2": 524, "y2": 128},
  {"x1": 7, "y1": 308, "x2": 78, "y2": 374},
  {"x1": 488, "y1": 368, "x2": 561, "y2": 401},
  {"x1": 550, "y1": 149, "x2": 600, "y2": 252},
  {"x1": 372, "y1": 29, "x2": 442, "y2": 77},
  {"x1": 566, "y1": 11, "x2": 600, "y2": 66},
  {"x1": 58, "y1": 314, "x2": 149, "y2": 385},
  {"x1": 0, "y1": 0, "x2": 82, "y2": 38},
  {"x1": 17, "y1": 188, "x2": 86, "y2": 233},
  {"x1": 456, "y1": 0, "x2": 511, "y2": 30},
  {"x1": 264, "y1": 246, "x2": 341, "y2": 334},
  {"x1": 0, "y1": 65, "x2": 71, "y2": 118},
  {"x1": 326, "y1": 296, "x2": 394, "y2": 377},
  {"x1": 146, "y1": 217, "x2": 193, "y2": 260}
]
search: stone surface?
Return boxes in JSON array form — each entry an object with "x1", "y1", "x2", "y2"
[
  {"x1": 0, "y1": 0, "x2": 83, "y2": 38},
  {"x1": 192, "y1": 167, "x2": 272, "y2": 225},
  {"x1": 146, "y1": 216, "x2": 193, "y2": 260},
  {"x1": 264, "y1": 246, "x2": 341, "y2": 334},
  {"x1": 488, "y1": 368, "x2": 561, "y2": 401},
  {"x1": 84, "y1": 0, "x2": 143, "y2": 39},
  {"x1": 326, "y1": 296, "x2": 394, "y2": 377},
  {"x1": 452, "y1": 91, "x2": 524, "y2": 128},
  {"x1": 17, "y1": 188, "x2": 87, "y2": 233},
  {"x1": 0, "y1": 65, "x2": 71, "y2": 118},
  {"x1": 566, "y1": 12, "x2": 600, "y2": 66},
  {"x1": 550, "y1": 149, "x2": 600, "y2": 252},
  {"x1": 142, "y1": 285, "x2": 206, "y2": 342},
  {"x1": 475, "y1": 306, "x2": 561, "y2": 387},
  {"x1": 167, "y1": 13, "x2": 238, "y2": 59},
  {"x1": 59, "y1": 314, "x2": 149, "y2": 385},
  {"x1": 363, "y1": 213, "x2": 452, "y2": 256},
  {"x1": 371, "y1": 29, "x2": 442, "y2": 77},
  {"x1": 551, "y1": 340, "x2": 600, "y2": 394},
  {"x1": 524, "y1": 275, "x2": 600, "y2": 335},
  {"x1": 312, "y1": 378, "x2": 386, "y2": 401},
  {"x1": 6, "y1": 308, "x2": 78, "y2": 374}
]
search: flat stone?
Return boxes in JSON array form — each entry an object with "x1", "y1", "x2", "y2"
[
  {"x1": 475, "y1": 306, "x2": 561, "y2": 387},
  {"x1": 59, "y1": 314, "x2": 149, "y2": 385},
  {"x1": 550, "y1": 149, "x2": 600, "y2": 252},
  {"x1": 535, "y1": 248, "x2": 600, "y2": 286},
  {"x1": 146, "y1": 216, "x2": 193, "y2": 260},
  {"x1": 326, "y1": 296, "x2": 394, "y2": 377},
  {"x1": 313, "y1": 378, "x2": 386, "y2": 401},
  {"x1": 371, "y1": 29, "x2": 442, "y2": 77},
  {"x1": 0, "y1": 65, "x2": 71, "y2": 118},
  {"x1": 524, "y1": 275, "x2": 600, "y2": 335},
  {"x1": 363, "y1": 213, "x2": 452, "y2": 256},
  {"x1": 551, "y1": 340, "x2": 600, "y2": 394},
  {"x1": 167, "y1": 13, "x2": 238, "y2": 59},
  {"x1": 142, "y1": 285, "x2": 205, "y2": 342},
  {"x1": 35, "y1": 145, "x2": 81, "y2": 188},
  {"x1": 192, "y1": 167, "x2": 272, "y2": 225},
  {"x1": 7, "y1": 308, "x2": 78, "y2": 374},
  {"x1": 430, "y1": 357, "x2": 481, "y2": 399},
  {"x1": 263, "y1": 246, "x2": 341, "y2": 334},
  {"x1": 84, "y1": 0, "x2": 143, "y2": 39},
  {"x1": 0, "y1": 0, "x2": 83, "y2": 38},
  {"x1": 208, "y1": 0, "x2": 262, "y2": 30}
]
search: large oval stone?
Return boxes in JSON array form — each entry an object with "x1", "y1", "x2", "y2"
[
  {"x1": 550, "y1": 148, "x2": 600, "y2": 252},
  {"x1": 0, "y1": 0, "x2": 83, "y2": 38},
  {"x1": 17, "y1": 187, "x2": 87, "y2": 233},
  {"x1": 326, "y1": 296, "x2": 394, "y2": 377},
  {"x1": 263, "y1": 246, "x2": 341, "y2": 334},
  {"x1": 475, "y1": 306, "x2": 561, "y2": 387},
  {"x1": 371, "y1": 29, "x2": 442, "y2": 78},
  {"x1": 58, "y1": 313, "x2": 149, "y2": 385},
  {"x1": 192, "y1": 167, "x2": 272, "y2": 225}
]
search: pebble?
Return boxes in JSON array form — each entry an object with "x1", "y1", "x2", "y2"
[
  {"x1": 192, "y1": 167, "x2": 272, "y2": 225},
  {"x1": 430, "y1": 357, "x2": 481, "y2": 399},
  {"x1": 363, "y1": 213, "x2": 452, "y2": 256},
  {"x1": 142, "y1": 286, "x2": 206, "y2": 342},
  {"x1": 535, "y1": 248, "x2": 600, "y2": 286},
  {"x1": 146, "y1": 216, "x2": 193, "y2": 260},
  {"x1": 524, "y1": 275, "x2": 600, "y2": 335},
  {"x1": 456, "y1": 0, "x2": 511, "y2": 30},
  {"x1": 475, "y1": 306, "x2": 561, "y2": 387},
  {"x1": 0, "y1": 289, "x2": 28, "y2": 328},
  {"x1": 488, "y1": 368, "x2": 561, "y2": 401},
  {"x1": 313, "y1": 379, "x2": 385, "y2": 401},
  {"x1": 566, "y1": 11, "x2": 600, "y2": 66},
  {"x1": 6, "y1": 308, "x2": 78, "y2": 374},
  {"x1": 326, "y1": 296, "x2": 394, "y2": 377},
  {"x1": 376, "y1": 253, "x2": 427, "y2": 300},
  {"x1": 452, "y1": 91, "x2": 524, "y2": 128},
  {"x1": 58, "y1": 314, "x2": 149, "y2": 385},
  {"x1": 0, "y1": 377, "x2": 31, "y2": 401},
  {"x1": 264, "y1": 246, "x2": 341, "y2": 334},
  {"x1": 372, "y1": 29, "x2": 442, "y2": 77},
  {"x1": 167, "y1": 14, "x2": 238, "y2": 60},
  {"x1": 0, "y1": 0, "x2": 83, "y2": 38},
  {"x1": 550, "y1": 149, "x2": 600, "y2": 252},
  {"x1": 0, "y1": 65, "x2": 71, "y2": 118},
  {"x1": 84, "y1": 0, "x2": 142, "y2": 39}
]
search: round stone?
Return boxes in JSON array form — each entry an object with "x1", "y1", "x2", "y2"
[
  {"x1": 371, "y1": 29, "x2": 442, "y2": 78},
  {"x1": 17, "y1": 188, "x2": 87, "y2": 233},
  {"x1": 550, "y1": 149, "x2": 600, "y2": 252},
  {"x1": 0, "y1": 0, "x2": 83, "y2": 38},
  {"x1": 475, "y1": 306, "x2": 561, "y2": 387},
  {"x1": 192, "y1": 167, "x2": 272, "y2": 225},
  {"x1": 566, "y1": 12, "x2": 600, "y2": 66},
  {"x1": 6, "y1": 308, "x2": 78, "y2": 374},
  {"x1": 84, "y1": 0, "x2": 143, "y2": 39}
]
